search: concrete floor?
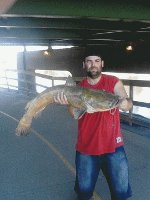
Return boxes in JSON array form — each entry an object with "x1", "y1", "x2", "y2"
[{"x1": 0, "y1": 91, "x2": 150, "y2": 200}]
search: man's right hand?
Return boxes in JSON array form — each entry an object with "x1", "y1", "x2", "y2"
[
  {"x1": 54, "y1": 92, "x2": 69, "y2": 105},
  {"x1": 54, "y1": 92, "x2": 77, "y2": 118}
]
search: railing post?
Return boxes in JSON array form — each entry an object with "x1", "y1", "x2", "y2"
[
  {"x1": 129, "y1": 81, "x2": 133, "y2": 126},
  {"x1": 52, "y1": 77, "x2": 54, "y2": 87},
  {"x1": 4, "y1": 70, "x2": 10, "y2": 92}
]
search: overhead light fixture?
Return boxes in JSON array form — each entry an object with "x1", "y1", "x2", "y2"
[
  {"x1": 126, "y1": 42, "x2": 133, "y2": 51},
  {"x1": 126, "y1": 45, "x2": 133, "y2": 51},
  {"x1": 43, "y1": 46, "x2": 54, "y2": 56},
  {"x1": 43, "y1": 50, "x2": 49, "y2": 55}
]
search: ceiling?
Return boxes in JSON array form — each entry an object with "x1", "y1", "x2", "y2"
[{"x1": 0, "y1": 0, "x2": 150, "y2": 48}]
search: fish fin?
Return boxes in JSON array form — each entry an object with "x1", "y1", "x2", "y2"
[
  {"x1": 65, "y1": 76, "x2": 76, "y2": 86},
  {"x1": 34, "y1": 106, "x2": 46, "y2": 118},
  {"x1": 84, "y1": 101, "x2": 96, "y2": 113},
  {"x1": 73, "y1": 108, "x2": 86, "y2": 119},
  {"x1": 25, "y1": 98, "x2": 36, "y2": 110},
  {"x1": 16, "y1": 115, "x2": 32, "y2": 136},
  {"x1": 86, "y1": 102, "x2": 115, "y2": 113}
]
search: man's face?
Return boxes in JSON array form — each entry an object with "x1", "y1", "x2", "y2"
[{"x1": 83, "y1": 56, "x2": 104, "y2": 79}]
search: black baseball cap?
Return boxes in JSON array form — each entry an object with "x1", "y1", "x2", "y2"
[{"x1": 83, "y1": 47, "x2": 104, "y2": 60}]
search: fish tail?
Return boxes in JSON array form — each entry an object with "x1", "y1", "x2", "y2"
[
  {"x1": 16, "y1": 115, "x2": 32, "y2": 136},
  {"x1": 16, "y1": 86, "x2": 63, "y2": 136},
  {"x1": 16, "y1": 95, "x2": 54, "y2": 136}
]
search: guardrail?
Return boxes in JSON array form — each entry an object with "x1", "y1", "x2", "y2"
[
  {"x1": 121, "y1": 79, "x2": 150, "y2": 127},
  {"x1": 0, "y1": 69, "x2": 150, "y2": 127}
]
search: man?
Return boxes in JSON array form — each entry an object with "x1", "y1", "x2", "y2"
[{"x1": 54, "y1": 49, "x2": 133, "y2": 200}]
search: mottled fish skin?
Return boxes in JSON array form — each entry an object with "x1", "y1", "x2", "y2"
[{"x1": 16, "y1": 84, "x2": 120, "y2": 136}]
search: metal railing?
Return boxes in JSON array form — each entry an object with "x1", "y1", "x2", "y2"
[
  {"x1": 121, "y1": 79, "x2": 150, "y2": 127},
  {"x1": 0, "y1": 69, "x2": 150, "y2": 127}
]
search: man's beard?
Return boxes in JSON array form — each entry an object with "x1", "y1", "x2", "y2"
[{"x1": 86, "y1": 70, "x2": 101, "y2": 79}]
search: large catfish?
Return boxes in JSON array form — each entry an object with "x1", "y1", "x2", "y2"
[{"x1": 16, "y1": 77, "x2": 120, "y2": 136}]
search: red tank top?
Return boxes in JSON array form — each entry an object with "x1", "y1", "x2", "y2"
[{"x1": 76, "y1": 74, "x2": 124, "y2": 155}]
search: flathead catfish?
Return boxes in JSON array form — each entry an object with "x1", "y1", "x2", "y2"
[{"x1": 16, "y1": 78, "x2": 120, "y2": 136}]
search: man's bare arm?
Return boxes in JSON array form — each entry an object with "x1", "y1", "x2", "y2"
[{"x1": 114, "y1": 80, "x2": 133, "y2": 111}]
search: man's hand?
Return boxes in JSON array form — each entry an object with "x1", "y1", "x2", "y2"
[
  {"x1": 114, "y1": 80, "x2": 133, "y2": 111},
  {"x1": 54, "y1": 92, "x2": 76, "y2": 118},
  {"x1": 119, "y1": 97, "x2": 132, "y2": 111},
  {"x1": 54, "y1": 92, "x2": 69, "y2": 105}
]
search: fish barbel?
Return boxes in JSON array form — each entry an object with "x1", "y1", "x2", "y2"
[{"x1": 16, "y1": 78, "x2": 120, "y2": 136}]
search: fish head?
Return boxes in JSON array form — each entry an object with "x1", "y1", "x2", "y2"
[{"x1": 83, "y1": 88, "x2": 120, "y2": 112}]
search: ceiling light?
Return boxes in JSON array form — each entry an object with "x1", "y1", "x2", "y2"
[
  {"x1": 126, "y1": 45, "x2": 133, "y2": 51},
  {"x1": 43, "y1": 46, "x2": 54, "y2": 56}
]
